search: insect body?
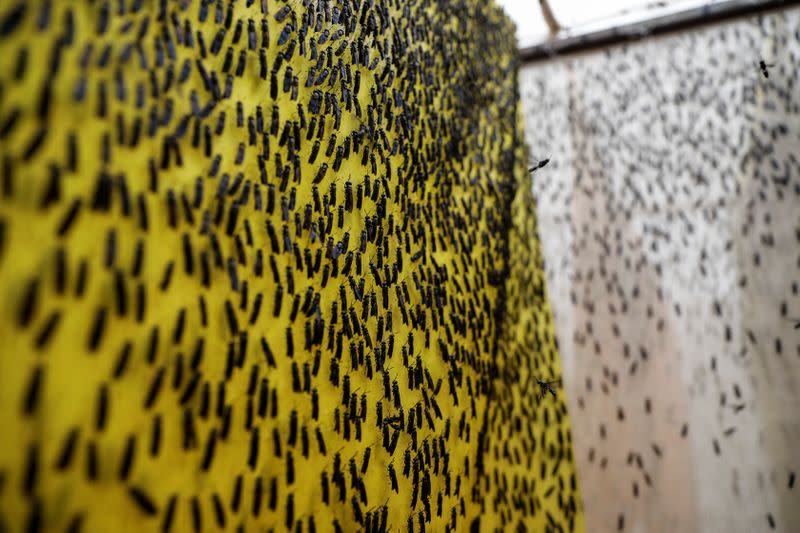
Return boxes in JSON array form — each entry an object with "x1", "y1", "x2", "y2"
[
  {"x1": 759, "y1": 60, "x2": 775, "y2": 78},
  {"x1": 534, "y1": 377, "x2": 560, "y2": 401},
  {"x1": 528, "y1": 158, "x2": 550, "y2": 173}
]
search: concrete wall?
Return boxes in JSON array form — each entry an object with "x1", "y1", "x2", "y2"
[{"x1": 519, "y1": 7, "x2": 800, "y2": 532}]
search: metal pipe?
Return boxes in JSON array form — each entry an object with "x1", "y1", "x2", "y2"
[{"x1": 519, "y1": 0, "x2": 800, "y2": 63}]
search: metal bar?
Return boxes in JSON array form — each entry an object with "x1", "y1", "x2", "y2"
[{"x1": 519, "y1": 0, "x2": 800, "y2": 63}]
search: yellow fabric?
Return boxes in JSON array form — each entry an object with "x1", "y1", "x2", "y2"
[{"x1": 0, "y1": 1, "x2": 582, "y2": 531}]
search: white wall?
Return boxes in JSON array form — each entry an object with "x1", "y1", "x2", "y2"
[{"x1": 520, "y1": 7, "x2": 800, "y2": 532}]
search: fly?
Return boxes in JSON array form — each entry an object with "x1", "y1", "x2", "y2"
[{"x1": 528, "y1": 158, "x2": 550, "y2": 172}]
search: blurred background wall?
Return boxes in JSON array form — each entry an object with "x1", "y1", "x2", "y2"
[{"x1": 518, "y1": 5, "x2": 800, "y2": 532}]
